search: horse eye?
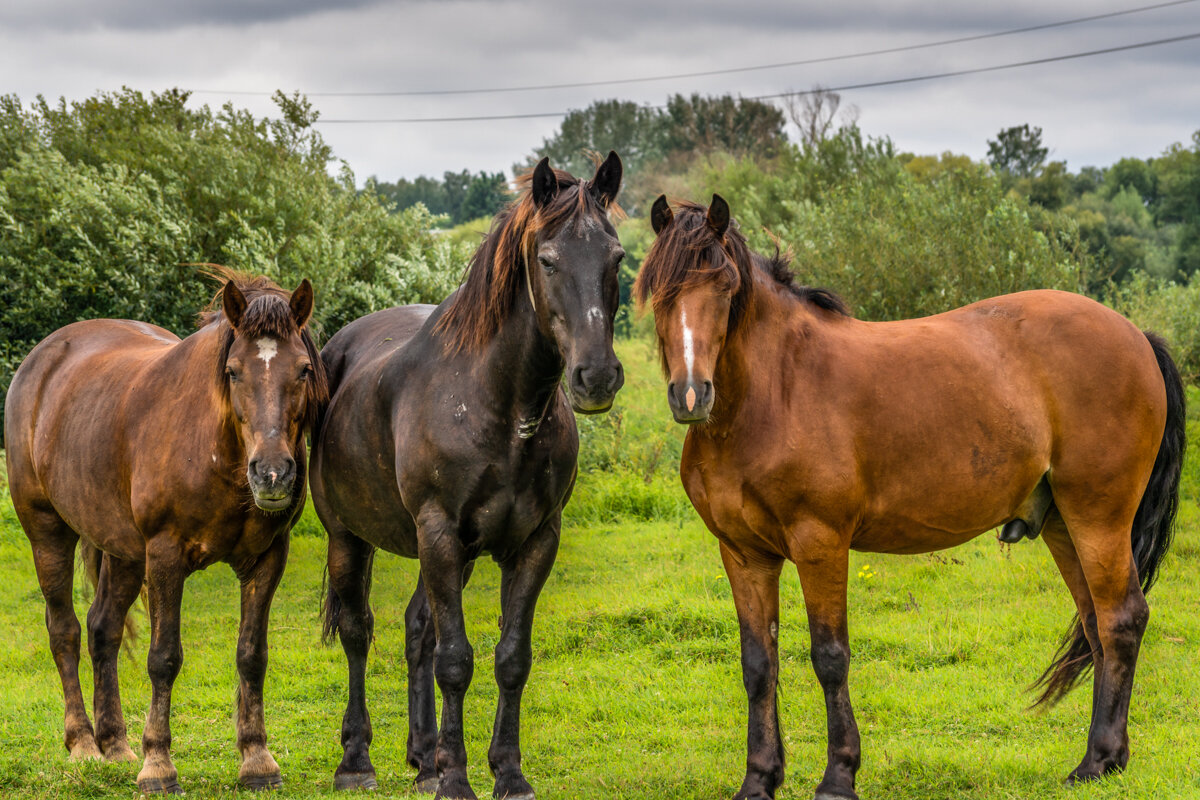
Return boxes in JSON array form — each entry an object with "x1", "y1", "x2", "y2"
[
  {"x1": 299, "y1": 365, "x2": 313, "y2": 380},
  {"x1": 539, "y1": 255, "x2": 557, "y2": 274},
  {"x1": 225, "y1": 367, "x2": 239, "y2": 382}
]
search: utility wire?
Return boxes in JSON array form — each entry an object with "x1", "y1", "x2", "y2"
[
  {"x1": 311, "y1": 31, "x2": 1200, "y2": 124},
  {"x1": 194, "y1": 0, "x2": 1197, "y2": 98}
]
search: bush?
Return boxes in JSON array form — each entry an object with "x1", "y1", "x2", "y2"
[
  {"x1": 682, "y1": 130, "x2": 1092, "y2": 321},
  {"x1": 1106, "y1": 272, "x2": 1200, "y2": 382},
  {"x1": 0, "y1": 88, "x2": 470, "y2": 438}
]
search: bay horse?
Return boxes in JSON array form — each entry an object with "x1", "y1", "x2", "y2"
[
  {"x1": 311, "y1": 153, "x2": 625, "y2": 799},
  {"x1": 4, "y1": 271, "x2": 328, "y2": 794},
  {"x1": 635, "y1": 195, "x2": 1183, "y2": 800}
]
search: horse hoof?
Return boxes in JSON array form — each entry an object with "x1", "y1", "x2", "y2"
[
  {"x1": 137, "y1": 775, "x2": 184, "y2": 795},
  {"x1": 814, "y1": 793, "x2": 859, "y2": 800},
  {"x1": 334, "y1": 771, "x2": 378, "y2": 791},
  {"x1": 241, "y1": 773, "x2": 284, "y2": 791},
  {"x1": 415, "y1": 774, "x2": 440, "y2": 794},
  {"x1": 68, "y1": 740, "x2": 103, "y2": 761},
  {"x1": 104, "y1": 742, "x2": 139, "y2": 763},
  {"x1": 494, "y1": 793, "x2": 534, "y2": 800}
]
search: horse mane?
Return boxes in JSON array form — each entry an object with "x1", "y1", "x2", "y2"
[
  {"x1": 434, "y1": 164, "x2": 623, "y2": 354},
  {"x1": 199, "y1": 266, "x2": 330, "y2": 432},
  {"x1": 634, "y1": 201, "x2": 851, "y2": 331}
]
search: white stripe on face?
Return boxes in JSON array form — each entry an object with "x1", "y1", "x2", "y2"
[
  {"x1": 681, "y1": 304, "x2": 695, "y2": 385},
  {"x1": 256, "y1": 338, "x2": 278, "y2": 370}
]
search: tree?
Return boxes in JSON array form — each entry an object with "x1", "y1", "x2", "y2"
[
  {"x1": 0, "y1": 88, "x2": 470, "y2": 439},
  {"x1": 660, "y1": 93, "x2": 787, "y2": 160},
  {"x1": 781, "y1": 86, "x2": 859, "y2": 149},
  {"x1": 527, "y1": 99, "x2": 665, "y2": 178},
  {"x1": 987, "y1": 124, "x2": 1048, "y2": 178}
]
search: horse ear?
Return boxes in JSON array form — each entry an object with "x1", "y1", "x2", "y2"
[
  {"x1": 290, "y1": 278, "x2": 314, "y2": 328},
  {"x1": 589, "y1": 150, "x2": 622, "y2": 208},
  {"x1": 707, "y1": 194, "x2": 731, "y2": 239},
  {"x1": 222, "y1": 281, "x2": 247, "y2": 329},
  {"x1": 650, "y1": 194, "x2": 673, "y2": 235},
  {"x1": 531, "y1": 157, "x2": 558, "y2": 208}
]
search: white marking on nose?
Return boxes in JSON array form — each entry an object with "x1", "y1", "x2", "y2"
[
  {"x1": 681, "y1": 305, "x2": 695, "y2": 384},
  {"x1": 211, "y1": 454, "x2": 217, "y2": 463},
  {"x1": 256, "y1": 338, "x2": 278, "y2": 369},
  {"x1": 685, "y1": 386, "x2": 697, "y2": 411}
]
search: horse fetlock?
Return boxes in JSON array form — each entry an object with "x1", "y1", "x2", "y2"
[
  {"x1": 99, "y1": 734, "x2": 138, "y2": 763},
  {"x1": 434, "y1": 769, "x2": 478, "y2": 800},
  {"x1": 67, "y1": 734, "x2": 103, "y2": 761},
  {"x1": 491, "y1": 769, "x2": 534, "y2": 800}
]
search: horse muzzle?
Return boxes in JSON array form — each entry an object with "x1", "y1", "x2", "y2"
[
  {"x1": 667, "y1": 379, "x2": 713, "y2": 424},
  {"x1": 567, "y1": 360, "x2": 624, "y2": 414},
  {"x1": 247, "y1": 456, "x2": 297, "y2": 511}
]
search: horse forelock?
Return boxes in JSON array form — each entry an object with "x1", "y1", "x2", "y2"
[
  {"x1": 435, "y1": 167, "x2": 619, "y2": 354},
  {"x1": 635, "y1": 202, "x2": 751, "y2": 328}
]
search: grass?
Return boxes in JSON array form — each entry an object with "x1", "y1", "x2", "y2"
[{"x1": 1, "y1": 337, "x2": 1199, "y2": 799}]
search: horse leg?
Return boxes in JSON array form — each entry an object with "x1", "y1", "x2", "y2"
[
  {"x1": 793, "y1": 544, "x2": 859, "y2": 800},
  {"x1": 417, "y1": 512, "x2": 477, "y2": 800},
  {"x1": 406, "y1": 572, "x2": 440, "y2": 792},
  {"x1": 87, "y1": 552, "x2": 144, "y2": 762},
  {"x1": 1062, "y1": 524, "x2": 1148, "y2": 782},
  {"x1": 488, "y1": 518, "x2": 560, "y2": 800},
  {"x1": 136, "y1": 543, "x2": 188, "y2": 795},
  {"x1": 407, "y1": 562, "x2": 475, "y2": 794},
  {"x1": 328, "y1": 526, "x2": 378, "y2": 791},
  {"x1": 1038, "y1": 514, "x2": 1102, "y2": 714},
  {"x1": 719, "y1": 542, "x2": 785, "y2": 800},
  {"x1": 233, "y1": 533, "x2": 288, "y2": 790},
  {"x1": 27, "y1": 515, "x2": 100, "y2": 760}
]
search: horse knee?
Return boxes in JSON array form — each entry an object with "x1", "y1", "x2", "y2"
[
  {"x1": 494, "y1": 637, "x2": 532, "y2": 695},
  {"x1": 740, "y1": 634, "x2": 776, "y2": 702},
  {"x1": 1101, "y1": 594, "x2": 1149, "y2": 662},
  {"x1": 433, "y1": 641, "x2": 474, "y2": 694},
  {"x1": 811, "y1": 637, "x2": 850, "y2": 690},
  {"x1": 236, "y1": 639, "x2": 267, "y2": 683},
  {"x1": 147, "y1": 642, "x2": 183, "y2": 686}
]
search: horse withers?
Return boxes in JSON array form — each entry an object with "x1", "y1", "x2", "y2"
[
  {"x1": 312, "y1": 153, "x2": 624, "y2": 799},
  {"x1": 4, "y1": 272, "x2": 328, "y2": 794},
  {"x1": 635, "y1": 195, "x2": 1183, "y2": 800}
]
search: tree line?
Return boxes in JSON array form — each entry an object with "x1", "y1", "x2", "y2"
[{"x1": 3, "y1": 87, "x2": 1200, "y2": 439}]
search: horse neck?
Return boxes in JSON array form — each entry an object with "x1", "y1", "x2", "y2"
[
  {"x1": 479, "y1": 275, "x2": 564, "y2": 424},
  {"x1": 708, "y1": 267, "x2": 815, "y2": 433}
]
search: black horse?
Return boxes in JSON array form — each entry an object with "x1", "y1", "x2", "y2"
[{"x1": 312, "y1": 153, "x2": 625, "y2": 799}]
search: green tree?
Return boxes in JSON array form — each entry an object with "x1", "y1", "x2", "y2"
[
  {"x1": 987, "y1": 124, "x2": 1048, "y2": 178},
  {"x1": 0, "y1": 88, "x2": 469, "y2": 437},
  {"x1": 528, "y1": 99, "x2": 665, "y2": 178}
]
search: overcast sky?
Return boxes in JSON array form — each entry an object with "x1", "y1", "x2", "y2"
[{"x1": 2, "y1": 0, "x2": 1198, "y2": 183}]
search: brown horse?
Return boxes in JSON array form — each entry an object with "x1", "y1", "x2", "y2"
[
  {"x1": 4, "y1": 272, "x2": 328, "y2": 794},
  {"x1": 635, "y1": 195, "x2": 1184, "y2": 800}
]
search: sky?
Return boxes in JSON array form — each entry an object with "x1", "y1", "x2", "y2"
[{"x1": 2, "y1": 0, "x2": 1198, "y2": 183}]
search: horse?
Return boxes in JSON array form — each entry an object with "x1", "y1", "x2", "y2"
[
  {"x1": 634, "y1": 194, "x2": 1183, "y2": 800},
  {"x1": 4, "y1": 271, "x2": 328, "y2": 795},
  {"x1": 311, "y1": 153, "x2": 625, "y2": 799}
]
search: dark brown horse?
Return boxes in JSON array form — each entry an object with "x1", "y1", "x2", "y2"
[
  {"x1": 635, "y1": 195, "x2": 1184, "y2": 800},
  {"x1": 312, "y1": 153, "x2": 624, "y2": 799},
  {"x1": 4, "y1": 272, "x2": 328, "y2": 794}
]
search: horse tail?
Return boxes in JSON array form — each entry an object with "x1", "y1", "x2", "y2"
[
  {"x1": 77, "y1": 540, "x2": 141, "y2": 651},
  {"x1": 320, "y1": 564, "x2": 341, "y2": 645},
  {"x1": 1033, "y1": 331, "x2": 1185, "y2": 707}
]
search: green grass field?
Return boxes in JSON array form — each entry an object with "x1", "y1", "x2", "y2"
[{"x1": 2, "y1": 337, "x2": 1199, "y2": 800}]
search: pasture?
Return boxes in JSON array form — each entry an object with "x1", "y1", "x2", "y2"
[{"x1": 1, "y1": 337, "x2": 1198, "y2": 800}]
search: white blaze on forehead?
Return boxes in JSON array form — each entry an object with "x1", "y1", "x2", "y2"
[
  {"x1": 256, "y1": 338, "x2": 278, "y2": 369},
  {"x1": 586, "y1": 306, "x2": 605, "y2": 325}
]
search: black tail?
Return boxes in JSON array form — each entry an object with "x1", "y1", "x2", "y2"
[
  {"x1": 1033, "y1": 331, "x2": 1185, "y2": 706},
  {"x1": 320, "y1": 564, "x2": 341, "y2": 645},
  {"x1": 77, "y1": 540, "x2": 141, "y2": 653}
]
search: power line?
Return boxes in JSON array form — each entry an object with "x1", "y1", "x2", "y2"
[
  {"x1": 311, "y1": 31, "x2": 1200, "y2": 124},
  {"x1": 194, "y1": 0, "x2": 1197, "y2": 98}
]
